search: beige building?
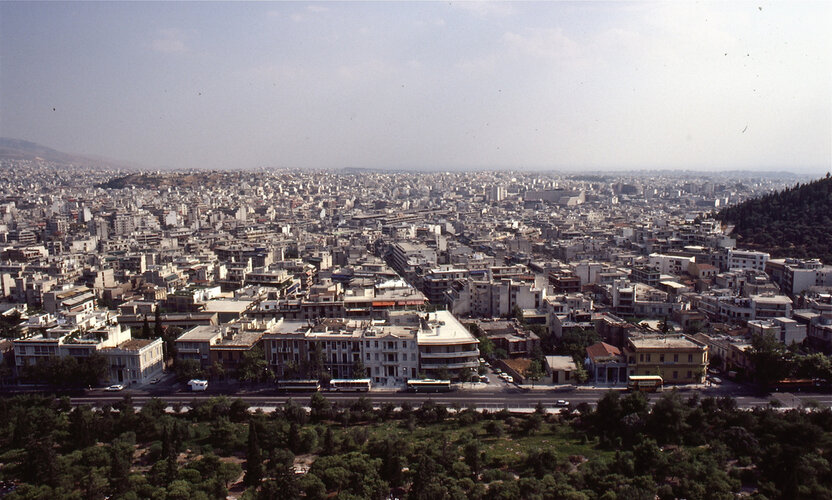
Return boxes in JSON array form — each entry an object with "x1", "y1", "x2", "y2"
[
  {"x1": 624, "y1": 334, "x2": 708, "y2": 384},
  {"x1": 102, "y1": 338, "x2": 164, "y2": 385}
]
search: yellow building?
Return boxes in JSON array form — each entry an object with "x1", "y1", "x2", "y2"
[{"x1": 624, "y1": 334, "x2": 708, "y2": 384}]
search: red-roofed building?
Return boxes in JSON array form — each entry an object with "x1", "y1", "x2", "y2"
[{"x1": 586, "y1": 341, "x2": 627, "y2": 386}]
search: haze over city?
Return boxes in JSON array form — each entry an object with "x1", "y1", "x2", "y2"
[{"x1": 1, "y1": 1, "x2": 830, "y2": 173}]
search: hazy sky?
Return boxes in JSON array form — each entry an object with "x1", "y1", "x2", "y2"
[{"x1": 1, "y1": 1, "x2": 830, "y2": 172}]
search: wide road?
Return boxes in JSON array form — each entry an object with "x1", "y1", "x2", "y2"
[{"x1": 58, "y1": 385, "x2": 832, "y2": 411}]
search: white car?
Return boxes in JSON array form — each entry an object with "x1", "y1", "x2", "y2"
[
  {"x1": 555, "y1": 400, "x2": 570, "y2": 407},
  {"x1": 149, "y1": 377, "x2": 161, "y2": 384},
  {"x1": 504, "y1": 376, "x2": 514, "y2": 383},
  {"x1": 106, "y1": 384, "x2": 124, "y2": 391}
]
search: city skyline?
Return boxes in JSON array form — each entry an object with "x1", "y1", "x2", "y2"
[{"x1": 1, "y1": 1, "x2": 830, "y2": 173}]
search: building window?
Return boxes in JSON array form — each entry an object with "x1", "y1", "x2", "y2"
[
  {"x1": 673, "y1": 354, "x2": 678, "y2": 362},
  {"x1": 688, "y1": 354, "x2": 693, "y2": 362},
  {"x1": 687, "y1": 370, "x2": 692, "y2": 379},
  {"x1": 673, "y1": 371, "x2": 678, "y2": 379},
  {"x1": 660, "y1": 355, "x2": 664, "y2": 363}
]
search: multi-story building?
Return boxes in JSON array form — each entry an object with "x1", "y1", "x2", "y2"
[
  {"x1": 416, "y1": 310, "x2": 480, "y2": 379},
  {"x1": 42, "y1": 285, "x2": 96, "y2": 315},
  {"x1": 422, "y1": 266, "x2": 469, "y2": 304},
  {"x1": 474, "y1": 319, "x2": 540, "y2": 358},
  {"x1": 726, "y1": 249, "x2": 769, "y2": 272},
  {"x1": 804, "y1": 312, "x2": 832, "y2": 354},
  {"x1": 747, "y1": 317, "x2": 807, "y2": 345},
  {"x1": 623, "y1": 334, "x2": 708, "y2": 384},
  {"x1": 766, "y1": 258, "x2": 832, "y2": 296},
  {"x1": 175, "y1": 325, "x2": 225, "y2": 368},
  {"x1": 102, "y1": 338, "x2": 164, "y2": 385},
  {"x1": 263, "y1": 310, "x2": 477, "y2": 385}
]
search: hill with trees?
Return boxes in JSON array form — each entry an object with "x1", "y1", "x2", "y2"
[{"x1": 715, "y1": 174, "x2": 832, "y2": 264}]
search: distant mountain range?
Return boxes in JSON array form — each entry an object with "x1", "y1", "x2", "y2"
[
  {"x1": 0, "y1": 137, "x2": 141, "y2": 169},
  {"x1": 715, "y1": 175, "x2": 832, "y2": 265}
]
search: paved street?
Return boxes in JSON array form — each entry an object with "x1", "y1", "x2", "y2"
[{"x1": 54, "y1": 383, "x2": 832, "y2": 412}]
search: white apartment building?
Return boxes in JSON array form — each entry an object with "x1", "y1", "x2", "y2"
[
  {"x1": 648, "y1": 253, "x2": 695, "y2": 276},
  {"x1": 727, "y1": 249, "x2": 769, "y2": 272},
  {"x1": 263, "y1": 310, "x2": 478, "y2": 385},
  {"x1": 747, "y1": 317, "x2": 807, "y2": 345}
]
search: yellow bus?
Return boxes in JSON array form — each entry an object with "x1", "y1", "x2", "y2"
[{"x1": 627, "y1": 375, "x2": 663, "y2": 392}]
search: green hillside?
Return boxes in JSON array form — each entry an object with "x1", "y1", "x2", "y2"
[{"x1": 716, "y1": 175, "x2": 832, "y2": 264}]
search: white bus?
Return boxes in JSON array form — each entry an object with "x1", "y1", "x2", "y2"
[
  {"x1": 276, "y1": 379, "x2": 321, "y2": 392},
  {"x1": 329, "y1": 378, "x2": 372, "y2": 392},
  {"x1": 406, "y1": 379, "x2": 453, "y2": 393}
]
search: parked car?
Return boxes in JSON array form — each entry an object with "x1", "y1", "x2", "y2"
[
  {"x1": 504, "y1": 376, "x2": 514, "y2": 383},
  {"x1": 149, "y1": 377, "x2": 161, "y2": 384},
  {"x1": 106, "y1": 384, "x2": 124, "y2": 392}
]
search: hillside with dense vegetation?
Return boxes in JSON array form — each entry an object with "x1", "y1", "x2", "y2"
[
  {"x1": 1, "y1": 392, "x2": 831, "y2": 499},
  {"x1": 715, "y1": 175, "x2": 832, "y2": 264}
]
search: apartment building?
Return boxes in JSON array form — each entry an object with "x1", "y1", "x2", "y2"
[
  {"x1": 422, "y1": 266, "x2": 469, "y2": 304},
  {"x1": 474, "y1": 319, "x2": 540, "y2": 358},
  {"x1": 417, "y1": 310, "x2": 480, "y2": 379},
  {"x1": 263, "y1": 310, "x2": 477, "y2": 385},
  {"x1": 747, "y1": 317, "x2": 807, "y2": 345},
  {"x1": 175, "y1": 325, "x2": 225, "y2": 368},
  {"x1": 726, "y1": 249, "x2": 769, "y2": 272},
  {"x1": 42, "y1": 285, "x2": 96, "y2": 315},
  {"x1": 766, "y1": 258, "x2": 832, "y2": 296}
]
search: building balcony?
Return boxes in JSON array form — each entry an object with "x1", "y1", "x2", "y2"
[
  {"x1": 420, "y1": 360, "x2": 479, "y2": 370},
  {"x1": 419, "y1": 349, "x2": 479, "y2": 359}
]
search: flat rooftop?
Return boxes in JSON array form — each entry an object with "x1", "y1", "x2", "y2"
[
  {"x1": 203, "y1": 299, "x2": 253, "y2": 313},
  {"x1": 417, "y1": 310, "x2": 478, "y2": 345},
  {"x1": 177, "y1": 325, "x2": 223, "y2": 342},
  {"x1": 629, "y1": 335, "x2": 703, "y2": 350}
]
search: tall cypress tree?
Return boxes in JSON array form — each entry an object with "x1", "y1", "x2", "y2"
[
  {"x1": 245, "y1": 420, "x2": 263, "y2": 487},
  {"x1": 141, "y1": 315, "x2": 150, "y2": 339},
  {"x1": 153, "y1": 306, "x2": 164, "y2": 338}
]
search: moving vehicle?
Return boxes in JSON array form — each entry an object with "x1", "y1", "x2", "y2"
[
  {"x1": 106, "y1": 384, "x2": 124, "y2": 391},
  {"x1": 188, "y1": 379, "x2": 208, "y2": 391},
  {"x1": 276, "y1": 379, "x2": 321, "y2": 392},
  {"x1": 554, "y1": 399, "x2": 570, "y2": 407},
  {"x1": 406, "y1": 379, "x2": 453, "y2": 393},
  {"x1": 329, "y1": 378, "x2": 372, "y2": 392},
  {"x1": 149, "y1": 377, "x2": 161, "y2": 384},
  {"x1": 627, "y1": 375, "x2": 663, "y2": 392}
]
